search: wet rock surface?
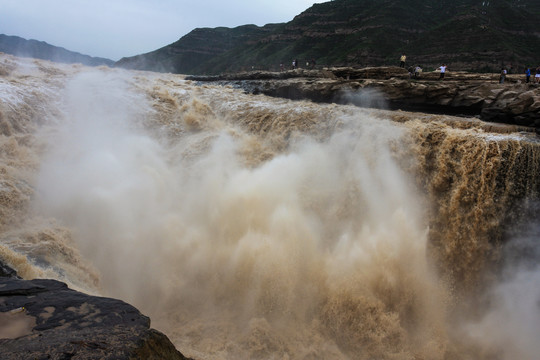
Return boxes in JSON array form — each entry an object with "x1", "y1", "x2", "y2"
[
  {"x1": 0, "y1": 262, "x2": 191, "y2": 360},
  {"x1": 187, "y1": 67, "x2": 540, "y2": 132}
]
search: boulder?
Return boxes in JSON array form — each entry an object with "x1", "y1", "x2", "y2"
[{"x1": 0, "y1": 262, "x2": 191, "y2": 360}]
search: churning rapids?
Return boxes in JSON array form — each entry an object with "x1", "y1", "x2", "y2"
[{"x1": 0, "y1": 54, "x2": 539, "y2": 360}]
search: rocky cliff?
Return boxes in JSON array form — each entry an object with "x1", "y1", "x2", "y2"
[
  {"x1": 116, "y1": 0, "x2": 540, "y2": 75},
  {"x1": 0, "y1": 262, "x2": 191, "y2": 360},
  {"x1": 187, "y1": 66, "x2": 540, "y2": 131}
]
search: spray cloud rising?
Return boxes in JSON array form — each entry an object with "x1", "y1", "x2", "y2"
[{"x1": 31, "y1": 70, "x2": 446, "y2": 359}]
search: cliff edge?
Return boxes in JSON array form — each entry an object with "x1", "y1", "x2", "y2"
[{"x1": 187, "y1": 66, "x2": 540, "y2": 132}]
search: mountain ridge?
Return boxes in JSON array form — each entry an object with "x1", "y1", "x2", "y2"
[
  {"x1": 115, "y1": 23, "x2": 282, "y2": 73},
  {"x1": 116, "y1": 0, "x2": 540, "y2": 75},
  {"x1": 0, "y1": 34, "x2": 114, "y2": 67}
]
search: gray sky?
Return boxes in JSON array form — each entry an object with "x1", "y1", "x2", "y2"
[{"x1": 0, "y1": 0, "x2": 325, "y2": 61}]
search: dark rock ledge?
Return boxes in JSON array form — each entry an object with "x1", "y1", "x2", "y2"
[
  {"x1": 186, "y1": 67, "x2": 540, "y2": 133},
  {"x1": 0, "y1": 261, "x2": 191, "y2": 360}
]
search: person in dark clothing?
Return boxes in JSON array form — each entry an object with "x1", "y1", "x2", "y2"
[
  {"x1": 499, "y1": 68, "x2": 507, "y2": 84},
  {"x1": 408, "y1": 66, "x2": 414, "y2": 78}
]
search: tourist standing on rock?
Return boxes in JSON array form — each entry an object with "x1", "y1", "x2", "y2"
[
  {"x1": 536, "y1": 66, "x2": 540, "y2": 83},
  {"x1": 438, "y1": 64, "x2": 447, "y2": 80},
  {"x1": 400, "y1": 54, "x2": 406, "y2": 68},
  {"x1": 499, "y1": 68, "x2": 507, "y2": 84},
  {"x1": 525, "y1": 66, "x2": 531, "y2": 83}
]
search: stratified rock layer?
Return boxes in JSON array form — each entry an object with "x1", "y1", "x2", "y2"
[
  {"x1": 0, "y1": 262, "x2": 190, "y2": 360},
  {"x1": 187, "y1": 67, "x2": 540, "y2": 131}
]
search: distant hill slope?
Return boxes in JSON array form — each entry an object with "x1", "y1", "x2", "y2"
[
  {"x1": 0, "y1": 34, "x2": 114, "y2": 67},
  {"x1": 115, "y1": 24, "x2": 282, "y2": 73},
  {"x1": 116, "y1": 0, "x2": 540, "y2": 75}
]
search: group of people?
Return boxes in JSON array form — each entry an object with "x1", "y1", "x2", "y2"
[
  {"x1": 525, "y1": 66, "x2": 540, "y2": 83},
  {"x1": 283, "y1": 54, "x2": 538, "y2": 83},
  {"x1": 283, "y1": 58, "x2": 316, "y2": 71},
  {"x1": 404, "y1": 60, "x2": 447, "y2": 80},
  {"x1": 408, "y1": 65, "x2": 423, "y2": 79},
  {"x1": 402, "y1": 54, "x2": 540, "y2": 84},
  {"x1": 497, "y1": 65, "x2": 540, "y2": 84},
  {"x1": 402, "y1": 54, "x2": 447, "y2": 80}
]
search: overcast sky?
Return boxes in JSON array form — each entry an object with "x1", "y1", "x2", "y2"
[{"x1": 0, "y1": 0, "x2": 325, "y2": 61}]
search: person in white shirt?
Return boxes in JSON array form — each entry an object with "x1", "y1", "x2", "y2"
[
  {"x1": 438, "y1": 64, "x2": 447, "y2": 80},
  {"x1": 414, "y1": 65, "x2": 422, "y2": 79}
]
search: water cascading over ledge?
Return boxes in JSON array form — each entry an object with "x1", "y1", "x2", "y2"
[
  {"x1": 403, "y1": 121, "x2": 540, "y2": 292},
  {"x1": 209, "y1": 90, "x2": 540, "y2": 294}
]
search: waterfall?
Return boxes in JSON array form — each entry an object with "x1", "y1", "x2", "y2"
[{"x1": 1, "y1": 54, "x2": 539, "y2": 360}]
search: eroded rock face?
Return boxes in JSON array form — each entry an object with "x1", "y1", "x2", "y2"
[
  {"x1": 187, "y1": 67, "x2": 540, "y2": 131},
  {"x1": 0, "y1": 263, "x2": 190, "y2": 360}
]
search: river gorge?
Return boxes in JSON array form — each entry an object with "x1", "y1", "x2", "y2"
[{"x1": 0, "y1": 54, "x2": 539, "y2": 360}]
